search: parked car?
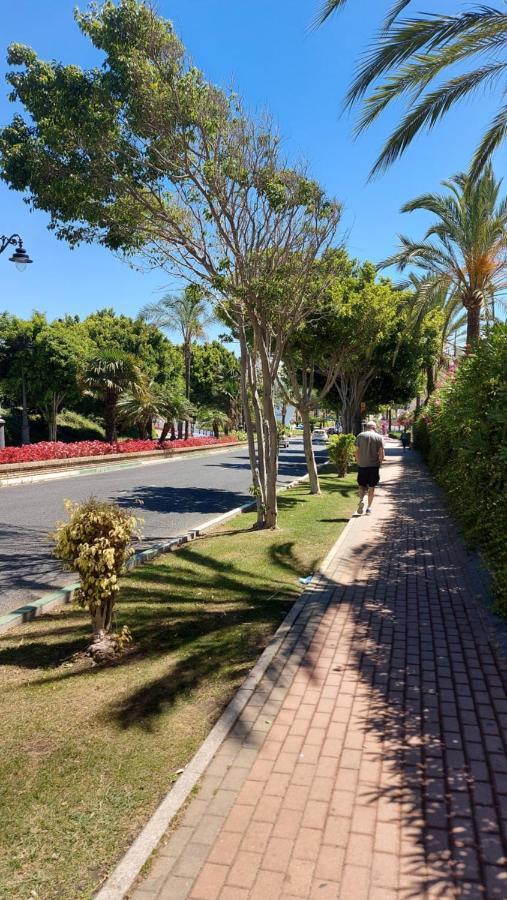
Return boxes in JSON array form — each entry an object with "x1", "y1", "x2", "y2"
[
  {"x1": 278, "y1": 434, "x2": 290, "y2": 449},
  {"x1": 312, "y1": 429, "x2": 328, "y2": 443}
]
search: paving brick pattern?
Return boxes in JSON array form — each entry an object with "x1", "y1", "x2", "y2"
[{"x1": 132, "y1": 449, "x2": 507, "y2": 900}]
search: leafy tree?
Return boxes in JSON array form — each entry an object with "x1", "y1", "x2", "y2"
[
  {"x1": 323, "y1": 259, "x2": 405, "y2": 433},
  {"x1": 0, "y1": 0, "x2": 341, "y2": 527},
  {"x1": 82, "y1": 308, "x2": 184, "y2": 388},
  {"x1": 317, "y1": 2, "x2": 507, "y2": 177},
  {"x1": 79, "y1": 350, "x2": 143, "y2": 442},
  {"x1": 365, "y1": 312, "x2": 440, "y2": 411},
  {"x1": 281, "y1": 249, "x2": 353, "y2": 494},
  {"x1": 0, "y1": 312, "x2": 45, "y2": 444},
  {"x1": 381, "y1": 166, "x2": 507, "y2": 346},
  {"x1": 190, "y1": 341, "x2": 241, "y2": 426},
  {"x1": 33, "y1": 318, "x2": 93, "y2": 441}
]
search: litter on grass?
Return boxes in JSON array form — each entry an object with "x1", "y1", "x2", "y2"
[{"x1": 299, "y1": 574, "x2": 313, "y2": 585}]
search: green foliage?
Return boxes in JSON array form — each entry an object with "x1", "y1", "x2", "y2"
[
  {"x1": 190, "y1": 341, "x2": 241, "y2": 424},
  {"x1": 232, "y1": 429, "x2": 247, "y2": 442},
  {"x1": 53, "y1": 497, "x2": 141, "y2": 640},
  {"x1": 328, "y1": 433, "x2": 356, "y2": 476},
  {"x1": 381, "y1": 166, "x2": 507, "y2": 346},
  {"x1": 414, "y1": 326, "x2": 507, "y2": 611}
]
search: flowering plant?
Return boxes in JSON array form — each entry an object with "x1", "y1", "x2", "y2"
[{"x1": 0, "y1": 435, "x2": 237, "y2": 466}]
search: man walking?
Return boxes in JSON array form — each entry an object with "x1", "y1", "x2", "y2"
[{"x1": 355, "y1": 420, "x2": 384, "y2": 516}]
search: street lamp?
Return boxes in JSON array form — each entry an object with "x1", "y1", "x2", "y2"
[{"x1": 1, "y1": 233, "x2": 33, "y2": 272}]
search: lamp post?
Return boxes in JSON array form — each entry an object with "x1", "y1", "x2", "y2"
[{"x1": 0, "y1": 233, "x2": 33, "y2": 271}]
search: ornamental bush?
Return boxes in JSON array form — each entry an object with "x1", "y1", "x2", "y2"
[
  {"x1": 414, "y1": 325, "x2": 507, "y2": 613},
  {"x1": 0, "y1": 435, "x2": 237, "y2": 466},
  {"x1": 328, "y1": 433, "x2": 356, "y2": 477},
  {"x1": 53, "y1": 498, "x2": 141, "y2": 658}
]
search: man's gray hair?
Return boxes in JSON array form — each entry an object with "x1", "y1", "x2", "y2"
[{"x1": 366, "y1": 420, "x2": 377, "y2": 430}]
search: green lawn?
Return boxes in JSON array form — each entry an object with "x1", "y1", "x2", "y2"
[{"x1": 0, "y1": 471, "x2": 357, "y2": 899}]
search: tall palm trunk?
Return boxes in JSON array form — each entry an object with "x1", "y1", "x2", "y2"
[
  {"x1": 183, "y1": 343, "x2": 191, "y2": 399},
  {"x1": 465, "y1": 298, "x2": 482, "y2": 348},
  {"x1": 20, "y1": 369, "x2": 30, "y2": 445},
  {"x1": 104, "y1": 389, "x2": 118, "y2": 443}
]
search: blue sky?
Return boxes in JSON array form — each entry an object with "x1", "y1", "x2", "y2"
[{"x1": 1, "y1": 0, "x2": 505, "y2": 334}]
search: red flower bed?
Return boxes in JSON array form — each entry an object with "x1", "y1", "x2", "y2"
[{"x1": 0, "y1": 436, "x2": 238, "y2": 466}]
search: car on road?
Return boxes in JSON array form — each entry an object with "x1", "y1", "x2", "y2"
[{"x1": 312, "y1": 428, "x2": 328, "y2": 443}]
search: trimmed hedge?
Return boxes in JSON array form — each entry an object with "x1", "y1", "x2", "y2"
[{"x1": 413, "y1": 325, "x2": 507, "y2": 614}]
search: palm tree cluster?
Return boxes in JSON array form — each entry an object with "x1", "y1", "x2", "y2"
[{"x1": 318, "y1": 1, "x2": 507, "y2": 351}]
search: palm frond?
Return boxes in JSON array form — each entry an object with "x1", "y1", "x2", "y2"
[
  {"x1": 346, "y1": 8, "x2": 507, "y2": 108},
  {"x1": 383, "y1": 1, "x2": 412, "y2": 32},
  {"x1": 314, "y1": 0, "x2": 348, "y2": 28},
  {"x1": 368, "y1": 63, "x2": 507, "y2": 177},
  {"x1": 470, "y1": 102, "x2": 507, "y2": 179}
]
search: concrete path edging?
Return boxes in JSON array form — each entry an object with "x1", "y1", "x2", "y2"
[{"x1": 94, "y1": 498, "x2": 353, "y2": 900}]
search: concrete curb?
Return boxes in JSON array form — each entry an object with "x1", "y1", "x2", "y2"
[
  {"x1": 94, "y1": 480, "x2": 353, "y2": 900},
  {"x1": 0, "y1": 440, "x2": 247, "y2": 485},
  {"x1": 0, "y1": 460, "x2": 326, "y2": 636}
]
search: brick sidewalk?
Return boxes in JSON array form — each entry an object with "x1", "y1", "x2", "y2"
[{"x1": 131, "y1": 449, "x2": 507, "y2": 900}]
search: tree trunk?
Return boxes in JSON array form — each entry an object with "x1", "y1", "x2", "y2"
[
  {"x1": 257, "y1": 335, "x2": 279, "y2": 529},
  {"x1": 177, "y1": 420, "x2": 183, "y2": 439},
  {"x1": 104, "y1": 391, "x2": 117, "y2": 443},
  {"x1": 159, "y1": 421, "x2": 170, "y2": 443},
  {"x1": 341, "y1": 403, "x2": 354, "y2": 435},
  {"x1": 466, "y1": 302, "x2": 481, "y2": 349},
  {"x1": 388, "y1": 408, "x2": 392, "y2": 431},
  {"x1": 281, "y1": 400, "x2": 287, "y2": 428},
  {"x1": 301, "y1": 407, "x2": 320, "y2": 495},
  {"x1": 238, "y1": 327, "x2": 264, "y2": 526},
  {"x1": 20, "y1": 370, "x2": 30, "y2": 445},
  {"x1": 48, "y1": 394, "x2": 58, "y2": 442},
  {"x1": 213, "y1": 421, "x2": 219, "y2": 439},
  {"x1": 184, "y1": 419, "x2": 189, "y2": 439}
]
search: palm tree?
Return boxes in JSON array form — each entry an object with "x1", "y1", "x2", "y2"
[
  {"x1": 380, "y1": 166, "x2": 507, "y2": 346},
  {"x1": 317, "y1": 2, "x2": 507, "y2": 177},
  {"x1": 198, "y1": 407, "x2": 232, "y2": 439},
  {"x1": 79, "y1": 351, "x2": 143, "y2": 442},
  {"x1": 141, "y1": 284, "x2": 214, "y2": 401}
]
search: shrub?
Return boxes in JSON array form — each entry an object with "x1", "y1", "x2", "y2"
[
  {"x1": 414, "y1": 325, "x2": 507, "y2": 612},
  {"x1": 232, "y1": 430, "x2": 248, "y2": 442},
  {"x1": 0, "y1": 435, "x2": 237, "y2": 466},
  {"x1": 53, "y1": 499, "x2": 141, "y2": 659},
  {"x1": 328, "y1": 433, "x2": 356, "y2": 477}
]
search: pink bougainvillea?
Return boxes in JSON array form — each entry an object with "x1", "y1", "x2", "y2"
[{"x1": 0, "y1": 436, "x2": 237, "y2": 466}]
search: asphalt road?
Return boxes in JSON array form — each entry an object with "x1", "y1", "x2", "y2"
[{"x1": 0, "y1": 439, "x2": 327, "y2": 617}]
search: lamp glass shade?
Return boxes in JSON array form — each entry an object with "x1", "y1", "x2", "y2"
[{"x1": 9, "y1": 245, "x2": 33, "y2": 271}]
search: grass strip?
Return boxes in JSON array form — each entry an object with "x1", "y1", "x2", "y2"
[{"x1": 0, "y1": 471, "x2": 357, "y2": 899}]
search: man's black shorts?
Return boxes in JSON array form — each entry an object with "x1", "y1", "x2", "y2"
[{"x1": 357, "y1": 466, "x2": 380, "y2": 488}]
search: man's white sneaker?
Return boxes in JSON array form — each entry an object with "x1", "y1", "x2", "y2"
[
  {"x1": 356, "y1": 499, "x2": 365, "y2": 515},
  {"x1": 365, "y1": 507, "x2": 372, "y2": 515}
]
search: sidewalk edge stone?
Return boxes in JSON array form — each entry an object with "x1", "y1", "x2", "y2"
[{"x1": 93, "y1": 484, "x2": 353, "y2": 900}]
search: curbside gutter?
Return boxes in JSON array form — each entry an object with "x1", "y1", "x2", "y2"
[
  {"x1": 0, "y1": 459, "x2": 326, "y2": 637},
  {"x1": 93, "y1": 476, "x2": 352, "y2": 900}
]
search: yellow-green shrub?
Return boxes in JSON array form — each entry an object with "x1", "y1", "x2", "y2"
[{"x1": 53, "y1": 498, "x2": 141, "y2": 642}]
